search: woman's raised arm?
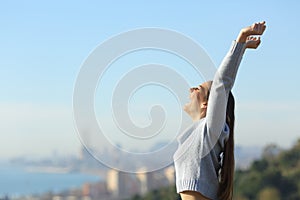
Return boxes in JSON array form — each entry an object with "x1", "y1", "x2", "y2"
[{"x1": 205, "y1": 21, "x2": 266, "y2": 143}]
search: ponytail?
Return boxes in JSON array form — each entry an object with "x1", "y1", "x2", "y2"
[{"x1": 218, "y1": 91, "x2": 235, "y2": 200}]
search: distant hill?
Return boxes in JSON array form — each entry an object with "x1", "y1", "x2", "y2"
[
  {"x1": 235, "y1": 145, "x2": 262, "y2": 169},
  {"x1": 234, "y1": 139, "x2": 300, "y2": 200}
]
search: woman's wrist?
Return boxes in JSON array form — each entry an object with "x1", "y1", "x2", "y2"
[{"x1": 236, "y1": 30, "x2": 248, "y2": 43}]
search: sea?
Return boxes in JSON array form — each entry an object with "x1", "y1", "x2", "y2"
[{"x1": 0, "y1": 162, "x2": 101, "y2": 197}]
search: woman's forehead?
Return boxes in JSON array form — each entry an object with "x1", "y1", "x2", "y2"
[
  {"x1": 200, "y1": 81, "x2": 212, "y2": 89},
  {"x1": 198, "y1": 83, "x2": 206, "y2": 90}
]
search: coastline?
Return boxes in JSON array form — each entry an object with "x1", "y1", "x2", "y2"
[
  {"x1": 0, "y1": 163, "x2": 102, "y2": 197},
  {"x1": 25, "y1": 166, "x2": 72, "y2": 174}
]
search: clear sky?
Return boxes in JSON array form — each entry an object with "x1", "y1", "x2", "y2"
[{"x1": 1, "y1": 1, "x2": 300, "y2": 159}]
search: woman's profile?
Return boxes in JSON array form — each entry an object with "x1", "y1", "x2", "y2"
[{"x1": 173, "y1": 21, "x2": 267, "y2": 200}]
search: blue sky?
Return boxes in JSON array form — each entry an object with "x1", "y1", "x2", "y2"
[{"x1": 1, "y1": 1, "x2": 300, "y2": 159}]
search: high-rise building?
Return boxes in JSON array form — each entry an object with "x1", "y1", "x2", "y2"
[
  {"x1": 136, "y1": 167, "x2": 156, "y2": 195},
  {"x1": 106, "y1": 169, "x2": 130, "y2": 198},
  {"x1": 164, "y1": 165, "x2": 175, "y2": 185}
]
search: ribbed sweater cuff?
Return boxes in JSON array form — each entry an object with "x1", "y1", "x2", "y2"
[
  {"x1": 176, "y1": 179, "x2": 217, "y2": 200},
  {"x1": 176, "y1": 179, "x2": 200, "y2": 193}
]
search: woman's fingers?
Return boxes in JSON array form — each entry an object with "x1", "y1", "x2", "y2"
[
  {"x1": 246, "y1": 36, "x2": 261, "y2": 49},
  {"x1": 261, "y1": 23, "x2": 266, "y2": 34},
  {"x1": 243, "y1": 21, "x2": 266, "y2": 36},
  {"x1": 247, "y1": 36, "x2": 259, "y2": 41},
  {"x1": 254, "y1": 21, "x2": 266, "y2": 35},
  {"x1": 259, "y1": 23, "x2": 265, "y2": 34}
]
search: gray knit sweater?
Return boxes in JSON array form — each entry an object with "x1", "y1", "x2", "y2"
[{"x1": 173, "y1": 41, "x2": 246, "y2": 200}]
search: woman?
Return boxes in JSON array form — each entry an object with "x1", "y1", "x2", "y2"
[{"x1": 173, "y1": 21, "x2": 267, "y2": 200}]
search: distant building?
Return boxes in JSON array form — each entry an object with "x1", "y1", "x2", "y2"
[
  {"x1": 52, "y1": 196, "x2": 63, "y2": 200},
  {"x1": 82, "y1": 182, "x2": 108, "y2": 199},
  {"x1": 107, "y1": 169, "x2": 132, "y2": 198},
  {"x1": 106, "y1": 167, "x2": 175, "y2": 198},
  {"x1": 65, "y1": 196, "x2": 78, "y2": 200},
  {"x1": 164, "y1": 165, "x2": 175, "y2": 185},
  {"x1": 136, "y1": 168, "x2": 157, "y2": 195}
]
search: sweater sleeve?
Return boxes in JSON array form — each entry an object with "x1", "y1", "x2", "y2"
[{"x1": 205, "y1": 40, "x2": 246, "y2": 143}]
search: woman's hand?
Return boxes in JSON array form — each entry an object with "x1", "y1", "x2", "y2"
[
  {"x1": 242, "y1": 21, "x2": 266, "y2": 36},
  {"x1": 245, "y1": 36, "x2": 261, "y2": 49},
  {"x1": 237, "y1": 21, "x2": 266, "y2": 43}
]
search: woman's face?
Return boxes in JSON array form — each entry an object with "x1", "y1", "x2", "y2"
[{"x1": 184, "y1": 82, "x2": 211, "y2": 120}]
